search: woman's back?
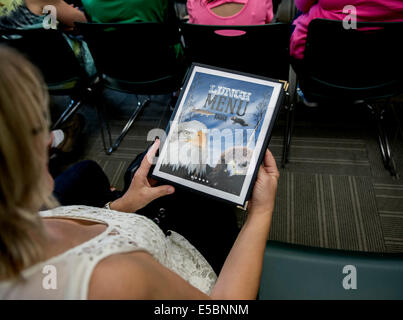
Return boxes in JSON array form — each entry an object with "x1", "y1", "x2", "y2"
[
  {"x1": 291, "y1": 0, "x2": 403, "y2": 59},
  {"x1": 0, "y1": 206, "x2": 216, "y2": 299},
  {"x1": 296, "y1": 0, "x2": 403, "y2": 16},
  {"x1": 81, "y1": 0, "x2": 169, "y2": 23},
  {"x1": 187, "y1": 0, "x2": 273, "y2": 25}
]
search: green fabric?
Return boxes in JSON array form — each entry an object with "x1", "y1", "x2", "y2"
[{"x1": 81, "y1": 0, "x2": 168, "y2": 24}]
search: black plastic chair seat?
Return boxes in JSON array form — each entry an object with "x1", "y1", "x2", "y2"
[
  {"x1": 299, "y1": 76, "x2": 403, "y2": 104},
  {"x1": 102, "y1": 73, "x2": 183, "y2": 95}
]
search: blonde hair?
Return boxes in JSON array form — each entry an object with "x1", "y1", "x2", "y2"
[{"x1": 0, "y1": 45, "x2": 57, "y2": 279}]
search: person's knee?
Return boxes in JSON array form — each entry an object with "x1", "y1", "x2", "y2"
[
  {"x1": 74, "y1": 160, "x2": 104, "y2": 177},
  {"x1": 58, "y1": 160, "x2": 108, "y2": 190}
]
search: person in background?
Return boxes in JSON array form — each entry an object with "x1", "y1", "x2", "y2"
[
  {"x1": 0, "y1": 0, "x2": 86, "y2": 29},
  {"x1": 0, "y1": 0, "x2": 95, "y2": 77},
  {"x1": 290, "y1": 0, "x2": 403, "y2": 60},
  {"x1": 0, "y1": 45, "x2": 280, "y2": 299},
  {"x1": 187, "y1": 0, "x2": 274, "y2": 25},
  {"x1": 81, "y1": 0, "x2": 174, "y2": 24}
]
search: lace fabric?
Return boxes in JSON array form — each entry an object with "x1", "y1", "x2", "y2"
[{"x1": 0, "y1": 205, "x2": 217, "y2": 299}]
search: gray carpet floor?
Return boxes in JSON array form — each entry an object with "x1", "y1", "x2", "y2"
[{"x1": 50, "y1": 91, "x2": 403, "y2": 254}]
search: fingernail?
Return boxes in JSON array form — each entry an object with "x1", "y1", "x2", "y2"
[{"x1": 167, "y1": 187, "x2": 174, "y2": 194}]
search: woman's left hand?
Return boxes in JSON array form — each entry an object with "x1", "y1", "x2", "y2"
[{"x1": 110, "y1": 139, "x2": 175, "y2": 213}]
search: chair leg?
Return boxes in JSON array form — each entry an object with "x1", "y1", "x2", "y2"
[
  {"x1": 282, "y1": 102, "x2": 295, "y2": 168},
  {"x1": 52, "y1": 97, "x2": 82, "y2": 130},
  {"x1": 368, "y1": 102, "x2": 398, "y2": 178},
  {"x1": 282, "y1": 66, "x2": 297, "y2": 168},
  {"x1": 107, "y1": 96, "x2": 150, "y2": 155},
  {"x1": 95, "y1": 96, "x2": 113, "y2": 155}
]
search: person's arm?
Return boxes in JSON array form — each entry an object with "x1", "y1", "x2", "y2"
[
  {"x1": 31, "y1": 0, "x2": 87, "y2": 28},
  {"x1": 186, "y1": 0, "x2": 195, "y2": 23},
  {"x1": 89, "y1": 149, "x2": 279, "y2": 300},
  {"x1": 266, "y1": 0, "x2": 274, "y2": 23},
  {"x1": 109, "y1": 139, "x2": 175, "y2": 213},
  {"x1": 295, "y1": 0, "x2": 318, "y2": 13},
  {"x1": 209, "y1": 149, "x2": 278, "y2": 299}
]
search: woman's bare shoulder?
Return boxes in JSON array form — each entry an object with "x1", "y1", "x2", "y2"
[
  {"x1": 87, "y1": 251, "x2": 154, "y2": 300},
  {"x1": 87, "y1": 250, "x2": 210, "y2": 300}
]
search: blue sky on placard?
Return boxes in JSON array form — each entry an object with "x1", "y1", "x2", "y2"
[{"x1": 179, "y1": 71, "x2": 274, "y2": 166}]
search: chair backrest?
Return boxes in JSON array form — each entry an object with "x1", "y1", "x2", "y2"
[
  {"x1": 180, "y1": 22, "x2": 290, "y2": 81},
  {"x1": 300, "y1": 19, "x2": 403, "y2": 102},
  {"x1": 0, "y1": 28, "x2": 86, "y2": 92},
  {"x1": 259, "y1": 241, "x2": 403, "y2": 299},
  {"x1": 75, "y1": 22, "x2": 184, "y2": 94}
]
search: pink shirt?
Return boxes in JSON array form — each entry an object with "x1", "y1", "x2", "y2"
[
  {"x1": 291, "y1": 0, "x2": 403, "y2": 59},
  {"x1": 187, "y1": 0, "x2": 273, "y2": 25}
]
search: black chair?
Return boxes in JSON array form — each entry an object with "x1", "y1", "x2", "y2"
[
  {"x1": 283, "y1": 19, "x2": 403, "y2": 176},
  {"x1": 75, "y1": 22, "x2": 186, "y2": 154},
  {"x1": 0, "y1": 28, "x2": 94, "y2": 129},
  {"x1": 180, "y1": 22, "x2": 291, "y2": 81},
  {"x1": 259, "y1": 240, "x2": 403, "y2": 299}
]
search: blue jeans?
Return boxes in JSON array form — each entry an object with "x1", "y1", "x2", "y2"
[{"x1": 53, "y1": 160, "x2": 120, "y2": 208}]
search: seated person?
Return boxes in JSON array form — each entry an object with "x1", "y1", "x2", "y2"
[
  {"x1": 291, "y1": 0, "x2": 403, "y2": 60},
  {"x1": 0, "y1": 45, "x2": 280, "y2": 299},
  {"x1": 81, "y1": 0, "x2": 174, "y2": 24},
  {"x1": 0, "y1": 0, "x2": 96, "y2": 77},
  {"x1": 187, "y1": 0, "x2": 274, "y2": 25},
  {"x1": 0, "y1": 0, "x2": 86, "y2": 29}
]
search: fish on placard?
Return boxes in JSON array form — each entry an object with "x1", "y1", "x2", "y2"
[{"x1": 191, "y1": 108, "x2": 215, "y2": 117}]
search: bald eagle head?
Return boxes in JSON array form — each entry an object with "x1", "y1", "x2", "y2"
[{"x1": 163, "y1": 120, "x2": 208, "y2": 175}]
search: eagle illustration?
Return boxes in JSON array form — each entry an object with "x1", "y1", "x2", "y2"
[{"x1": 162, "y1": 120, "x2": 208, "y2": 175}]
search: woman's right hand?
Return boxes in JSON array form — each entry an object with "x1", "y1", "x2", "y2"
[
  {"x1": 247, "y1": 149, "x2": 279, "y2": 217},
  {"x1": 110, "y1": 139, "x2": 175, "y2": 213}
]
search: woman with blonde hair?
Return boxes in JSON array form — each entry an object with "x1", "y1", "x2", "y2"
[{"x1": 0, "y1": 45, "x2": 279, "y2": 299}]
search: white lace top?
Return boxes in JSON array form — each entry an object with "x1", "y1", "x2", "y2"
[{"x1": 0, "y1": 205, "x2": 217, "y2": 299}]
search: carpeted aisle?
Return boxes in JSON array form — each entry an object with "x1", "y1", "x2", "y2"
[{"x1": 269, "y1": 172, "x2": 386, "y2": 252}]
